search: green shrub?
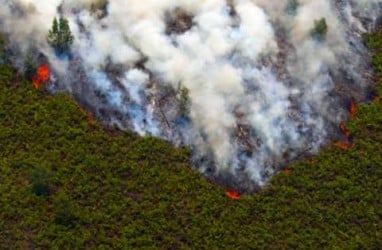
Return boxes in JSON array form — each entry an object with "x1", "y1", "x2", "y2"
[
  {"x1": 54, "y1": 208, "x2": 78, "y2": 227},
  {"x1": 31, "y1": 182, "x2": 50, "y2": 197},
  {"x1": 30, "y1": 168, "x2": 51, "y2": 197}
]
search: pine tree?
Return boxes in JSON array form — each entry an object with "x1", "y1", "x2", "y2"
[
  {"x1": 311, "y1": 18, "x2": 328, "y2": 42},
  {"x1": 178, "y1": 85, "x2": 191, "y2": 117},
  {"x1": 286, "y1": 0, "x2": 299, "y2": 15},
  {"x1": 23, "y1": 51, "x2": 37, "y2": 80},
  {"x1": 47, "y1": 17, "x2": 74, "y2": 54}
]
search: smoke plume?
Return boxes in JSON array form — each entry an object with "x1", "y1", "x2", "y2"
[{"x1": 1, "y1": 0, "x2": 381, "y2": 192}]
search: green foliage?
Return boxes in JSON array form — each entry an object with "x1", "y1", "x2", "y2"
[
  {"x1": 54, "y1": 204, "x2": 78, "y2": 227},
  {"x1": 47, "y1": 17, "x2": 74, "y2": 54},
  {"x1": 311, "y1": 18, "x2": 328, "y2": 41},
  {"x1": 30, "y1": 168, "x2": 51, "y2": 197},
  {"x1": 364, "y1": 31, "x2": 382, "y2": 79},
  {"x1": 23, "y1": 51, "x2": 37, "y2": 81},
  {"x1": 0, "y1": 31, "x2": 381, "y2": 248},
  {"x1": 31, "y1": 182, "x2": 50, "y2": 197}
]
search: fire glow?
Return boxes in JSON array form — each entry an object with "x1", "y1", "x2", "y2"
[
  {"x1": 1, "y1": 0, "x2": 380, "y2": 192},
  {"x1": 335, "y1": 121, "x2": 354, "y2": 150},
  {"x1": 226, "y1": 190, "x2": 240, "y2": 200},
  {"x1": 284, "y1": 167, "x2": 291, "y2": 175},
  {"x1": 340, "y1": 122, "x2": 351, "y2": 139},
  {"x1": 334, "y1": 141, "x2": 354, "y2": 150},
  {"x1": 32, "y1": 64, "x2": 50, "y2": 89},
  {"x1": 349, "y1": 101, "x2": 357, "y2": 118}
]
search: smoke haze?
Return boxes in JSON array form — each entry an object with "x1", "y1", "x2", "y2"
[{"x1": 1, "y1": 0, "x2": 381, "y2": 192}]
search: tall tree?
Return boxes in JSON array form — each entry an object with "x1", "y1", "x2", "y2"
[
  {"x1": 47, "y1": 17, "x2": 74, "y2": 54},
  {"x1": 311, "y1": 18, "x2": 328, "y2": 41}
]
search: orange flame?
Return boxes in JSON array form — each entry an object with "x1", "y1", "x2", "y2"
[
  {"x1": 308, "y1": 158, "x2": 316, "y2": 164},
  {"x1": 284, "y1": 167, "x2": 291, "y2": 174},
  {"x1": 334, "y1": 141, "x2": 354, "y2": 150},
  {"x1": 226, "y1": 190, "x2": 240, "y2": 200},
  {"x1": 33, "y1": 64, "x2": 50, "y2": 89},
  {"x1": 349, "y1": 101, "x2": 356, "y2": 118},
  {"x1": 335, "y1": 141, "x2": 350, "y2": 150},
  {"x1": 340, "y1": 122, "x2": 350, "y2": 138},
  {"x1": 86, "y1": 112, "x2": 96, "y2": 125},
  {"x1": 80, "y1": 108, "x2": 97, "y2": 125}
]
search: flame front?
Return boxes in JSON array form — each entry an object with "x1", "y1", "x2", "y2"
[{"x1": 226, "y1": 190, "x2": 240, "y2": 200}]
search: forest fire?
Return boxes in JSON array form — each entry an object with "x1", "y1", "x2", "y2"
[
  {"x1": 335, "y1": 121, "x2": 354, "y2": 150},
  {"x1": 340, "y1": 122, "x2": 351, "y2": 138},
  {"x1": 334, "y1": 141, "x2": 354, "y2": 150},
  {"x1": 225, "y1": 190, "x2": 240, "y2": 200},
  {"x1": 80, "y1": 107, "x2": 97, "y2": 125},
  {"x1": 32, "y1": 64, "x2": 50, "y2": 89},
  {"x1": 0, "y1": 0, "x2": 380, "y2": 193}
]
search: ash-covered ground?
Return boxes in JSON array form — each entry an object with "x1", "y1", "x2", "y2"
[{"x1": 1, "y1": 0, "x2": 381, "y2": 193}]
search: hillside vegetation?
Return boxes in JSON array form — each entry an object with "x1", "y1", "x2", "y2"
[{"x1": 0, "y1": 31, "x2": 381, "y2": 248}]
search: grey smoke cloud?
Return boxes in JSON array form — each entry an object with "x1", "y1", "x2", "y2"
[{"x1": 0, "y1": 0, "x2": 381, "y2": 192}]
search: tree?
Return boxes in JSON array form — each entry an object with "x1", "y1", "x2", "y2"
[
  {"x1": 311, "y1": 18, "x2": 328, "y2": 41},
  {"x1": 178, "y1": 85, "x2": 191, "y2": 117},
  {"x1": 30, "y1": 168, "x2": 51, "y2": 198},
  {"x1": 286, "y1": 0, "x2": 299, "y2": 15},
  {"x1": 47, "y1": 17, "x2": 74, "y2": 54},
  {"x1": 23, "y1": 51, "x2": 37, "y2": 80}
]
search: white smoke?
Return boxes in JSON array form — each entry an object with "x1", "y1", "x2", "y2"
[{"x1": 0, "y1": 0, "x2": 381, "y2": 192}]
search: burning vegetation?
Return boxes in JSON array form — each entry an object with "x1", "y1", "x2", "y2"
[
  {"x1": 1, "y1": 51, "x2": 380, "y2": 246},
  {"x1": 225, "y1": 190, "x2": 240, "y2": 200},
  {"x1": 0, "y1": 0, "x2": 382, "y2": 192},
  {"x1": 340, "y1": 122, "x2": 351, "y2": 139},
  {"x1": 32, "y1": 64, "x2": 50, "y2": 89},
  {"x1": 349, "y1": 101, "x2": 357, "y2": 118},
  {"x1": 0, "y1": 3, "x2": 381, "y2": 248}
]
